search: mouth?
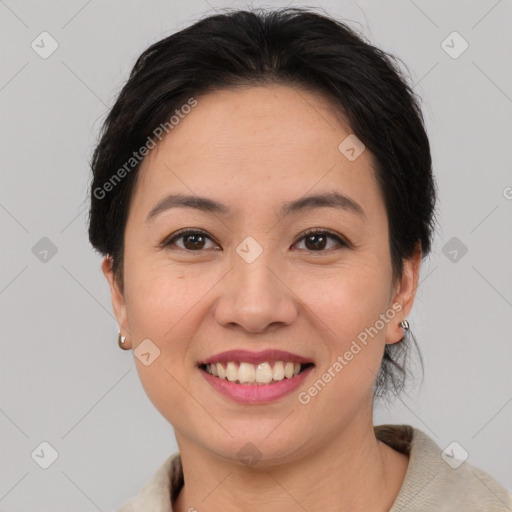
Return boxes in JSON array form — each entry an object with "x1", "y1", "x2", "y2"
[
  {"x1": 197, "y1": 350, "x2": 316, "y2": 404},
  {"x1": 198, "y1": 361, "x2": 315, "y2": 385}
]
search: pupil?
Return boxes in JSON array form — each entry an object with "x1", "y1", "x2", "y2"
[
  {"x1": 306, "y1": 234, "x2": 326, "y2": 250},
  {"x1": 185, "y1": 234, "x2": 204, "y2": 250}
]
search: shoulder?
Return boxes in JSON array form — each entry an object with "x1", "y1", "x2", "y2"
[
  {"x1": 114, "y1": 496, "x2": 136, "y2": 512},
  {"x1": 114, "y1": 452, "x2": 182, "y2": 512},
  {"x1": 378, "y1": 425, "x2": 512, "y2": 512}
]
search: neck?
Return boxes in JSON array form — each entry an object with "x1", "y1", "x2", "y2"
[{"x1": 173, "y1": 416, "x2": 408, "y2": 512}]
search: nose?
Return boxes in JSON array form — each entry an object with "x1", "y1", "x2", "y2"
[{"x1": 213, "y1": 249, "x2": 297, "y2": 334}]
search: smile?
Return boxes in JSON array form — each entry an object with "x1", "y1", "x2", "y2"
[
  {"x1": 197, "y1": 349, "x2": 315, "y2": 403},
  {"x1": 199, "y1": 361, "x2": 315, "y2": 385}
]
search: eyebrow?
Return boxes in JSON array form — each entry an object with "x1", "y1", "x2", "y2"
[{"x1": 145, "y1": 191, "x2": 365, "y2": 223}]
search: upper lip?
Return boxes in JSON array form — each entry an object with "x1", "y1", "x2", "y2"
[{"x1": 199, "y1": 349, "x2": 313, "y2": 366}]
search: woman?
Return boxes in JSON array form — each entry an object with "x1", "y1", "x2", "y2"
[{"x1": 88, "y1": 7, "x2": 511, "y2": 511}]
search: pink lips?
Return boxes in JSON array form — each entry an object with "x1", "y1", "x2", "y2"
[
  {"x1": 198, "y1": 349, "x2": 315, "y2": 404},
  {"x1": 200, "y1": 365, "x2": 314, "y2": 404}
]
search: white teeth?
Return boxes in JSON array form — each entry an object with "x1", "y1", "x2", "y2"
[
  {"x1": 204, "y1": 360, "x2": 310, "y2": 385},
  {"x1": 255, "y1": 362, "x2": 273, "y2": 384},
  {"x1": 226, "y1": 362, "x2": 238, "y2": 382},
  {"x1": 284, "y1": 362, "x2": 294, "y2": 379},
  {"x1": 216, "y1": 362, "x2": 226, "y2": 379},
  {"x1": 238, "y1": 362, "x2": 256, "y2": 383},
  {"x1": 272, "y1": 361, "x2": 284, "y2": 380}
]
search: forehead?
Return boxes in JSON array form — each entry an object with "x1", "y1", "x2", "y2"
[
  {"x1": 131, "y1": 84, "x2": 382, "y2": 219},
  {"x1": 153, "y1": 84, "x2": 353, "y2": 156}
]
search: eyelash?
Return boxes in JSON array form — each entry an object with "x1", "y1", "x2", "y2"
[{"x1": 159, "y1": 227, "x2": 349, "y2": 252}]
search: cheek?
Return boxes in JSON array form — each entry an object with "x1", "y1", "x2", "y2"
[
  {"x1": 123, "y1": 258, "x2": 223, "y2": 384},
  {"x1": 295, "y1": 259, "x2": 392, "y2": 384},
  {"x1": 124, "y1": 258, "x2": 198, "y2": 339},
  {"x1": 301, "y1": 260, "x2": 391, "y2": 332},
  {"x1": 123, "y1": 263, "x2": 202, "y2": 418}
]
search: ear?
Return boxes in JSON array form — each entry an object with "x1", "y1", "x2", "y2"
[
  {"x1": 386, "y1": 244, "x2": 422, "y2": 345},
  {"x1": 101, "y1": 255, "x2": 131, "y2": 349}
]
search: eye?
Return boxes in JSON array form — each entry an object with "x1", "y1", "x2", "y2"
[
  {"x1": 293, "y1": 228, "x2": 348, "y2": 252},
  {"x1": 159, "y1": 227, "x2": 349, "y2": 252},
  {"x1": 160, "y1": 228, "x2": 219, "y2": 251}
]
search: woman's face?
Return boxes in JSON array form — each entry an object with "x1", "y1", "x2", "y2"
[{"x1": 103, "y1": 84, "x2": 419, "y2": 464}]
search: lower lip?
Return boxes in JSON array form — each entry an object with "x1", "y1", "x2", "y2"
[{"x1": 199, "y1": 365, "x2": 314, "y2": 404}]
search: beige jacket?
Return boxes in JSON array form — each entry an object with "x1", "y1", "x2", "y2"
[{"x1": 115, "y1": 425, "x2": 512, "y2": 511}]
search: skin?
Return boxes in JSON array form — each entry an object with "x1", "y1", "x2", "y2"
[{"x1": 103, "y1": 84, "x2": 421, "y2": 511}]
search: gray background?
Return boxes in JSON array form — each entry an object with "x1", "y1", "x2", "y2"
[{"x1": 1, "y1": 0, "x2": 511, "y2": 510}]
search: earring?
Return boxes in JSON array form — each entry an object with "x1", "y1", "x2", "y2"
[
  {"x1": 118, "y1": 331, "x2": 130, "y2": 350},
  {"x1": 399, "y1": 319, "x2": 410, "y2": 331},
  {"x1": 397, "y1": 319, "x2": 409, "y2": 343}
]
